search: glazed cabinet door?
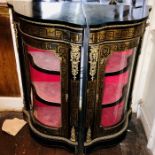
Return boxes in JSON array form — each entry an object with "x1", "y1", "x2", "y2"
[
  {"x1": 25, "y1": 44, "x2": 68, "y2": 133},
  {"x1": 84, "y1": 21, "x2": 146, "y2": 147},
  {"x1": 23, "y1": 42, "x2": 70, "y2": 137},
  {"x1": 15, "y1": 17, "x2": 83, "y2": 142},
  {"x1": 94, "y1": 45, "x2": 137, "y2": 135}
]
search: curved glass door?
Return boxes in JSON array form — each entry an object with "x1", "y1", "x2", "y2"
[
  {"x1": 101, "y1": 49, "x2": 135, "y2": 127},
  {"x1": 26, "y1": 45, "x2": 62, "y2": 128}
]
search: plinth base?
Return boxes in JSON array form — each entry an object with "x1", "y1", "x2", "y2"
[{"x1": 23, "y1": 109, "x2": 132, "y2": 154}]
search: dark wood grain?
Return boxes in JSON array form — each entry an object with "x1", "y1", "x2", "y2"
[
  {"x1": 0, "y1": 112, "x2": 152, "y2": 155},
  {"x1": 0, "y1": 6, "x2": 20, "y2": 96}
]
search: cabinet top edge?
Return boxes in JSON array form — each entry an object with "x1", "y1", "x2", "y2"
[{"x1": 8, "y1": 1, "x2": 149, "y2": 27}]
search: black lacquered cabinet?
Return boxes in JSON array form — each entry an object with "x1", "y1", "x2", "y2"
[{"x1": 8, "y1": 1, "x2": 149, "y2": 154}]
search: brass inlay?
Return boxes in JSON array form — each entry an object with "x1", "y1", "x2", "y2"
[
  {"x1": 70, "y1": 126, "x2": 76, "y2": 142},
  {"x1": 86, "y1": 127, "x2": 92, "y2": 143},
  {"x1": 19, "y1": 17, "x2": 146, "y2": 44},
  {"x1": 18, "y1": 17, "x2": 146, "y2": 44},
  {"x1": 19, "y1": 26, "x2": 71, "y2": 44},
  {"x1": 99, "y1": 38, "x2": 140, "y2": 54},
  {"x1": 89, "y1": 45, "x2": 99, "y2": 80},
  {"x1": 21, "y1": 25, "x2": 140, "y2": 50},
  {"x1": 70, "y1": 44, "x2": 80, "y2": 80}
]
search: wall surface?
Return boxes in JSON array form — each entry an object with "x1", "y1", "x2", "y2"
[
  {"x1": 132, "y1": 0, "x2": 155, "y2": 154},
  {"x1": 0, "y1": 6, "x2": 20, "y2": 97},
  {"x1": 0, "y1": 5, "x2": 23, "y2": 111}
]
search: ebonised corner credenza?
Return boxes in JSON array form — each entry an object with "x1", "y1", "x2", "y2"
[{"x1": 8, "y1": 1, "x2": 149, "y2": 154}]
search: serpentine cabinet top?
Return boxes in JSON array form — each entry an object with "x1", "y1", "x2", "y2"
[{"x1": 8, "y1": 1, "x2": 149, "y2": 27}]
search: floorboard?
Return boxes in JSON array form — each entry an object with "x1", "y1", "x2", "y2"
[{"x1": 0, "y1": 112, "x2": 152, "y2": 155}]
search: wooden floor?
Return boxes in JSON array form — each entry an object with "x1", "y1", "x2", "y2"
[
  {"x1": 0, "y1": 6, "x2": 20, "y2": 96},
  {"x1": 0, "y1": 112, "x2": 151, "y2": 155}
]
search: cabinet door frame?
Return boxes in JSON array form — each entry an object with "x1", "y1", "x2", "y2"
[{"x1": 85, "y1": 21, "x2": 146, "y2": 144}]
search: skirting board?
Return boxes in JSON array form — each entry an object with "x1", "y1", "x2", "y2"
[
  {"x1": 0, "y1": 97, "x2": 23, "y2": 111},
  {"x1": 137, "y1": 104, "x2": 155, "y2": 155},
  {"x1": 147, "y1": 118, "x2": 155, "y2": 155},
  {"x1": 137, "y1": 104, "x2": 151, "y2": 140}
]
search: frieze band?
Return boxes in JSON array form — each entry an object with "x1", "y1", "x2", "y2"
[
  {"x1": 89, "y1": 22, "x2": 145, "y2": 44},
  {"x1": 19, "y1": 18, "x2": 83, "y2": 44},
  {"x1": 19, "y1": 17, "x2": 146, "y2": 45}
]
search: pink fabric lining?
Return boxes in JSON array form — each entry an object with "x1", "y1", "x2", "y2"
[
  {"x1": 30, "y1": 66, "x2": 60, "y2": 82},
  {"x1": 27, "y1": 46, "x2": 133, "y2": 128},
  {"x1": 33, "y1": 100, "x2": 61, "y2": 128},
  {"x1": 102, "y1": 71, "x2": 129, "y2": 105},
  {"x1": 101, "y1": 50, "x2": 133, "y2": 127},
  {"x1": 28, "y1": 51, "x2": 60, "y2": 72},
  {"x1": 105, "y1": 50, "x2": 133, "y2": 73},
  {"x1": 33, "y1": 82, "x2": 61, "y2": 103},
  {"x1": 27, "y1": 45, "x2": 60, "y2": 71},
  {"x1": 100, "y1": 101, "x2": 124, "y2": 127}
]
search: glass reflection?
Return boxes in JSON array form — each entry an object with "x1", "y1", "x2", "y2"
[
  {"x1": 101, "y1": 49, "x2": 134, "y2": 127},
  {"x1": 27, "y1": 45, "x2": 62, "y2": 128}
]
